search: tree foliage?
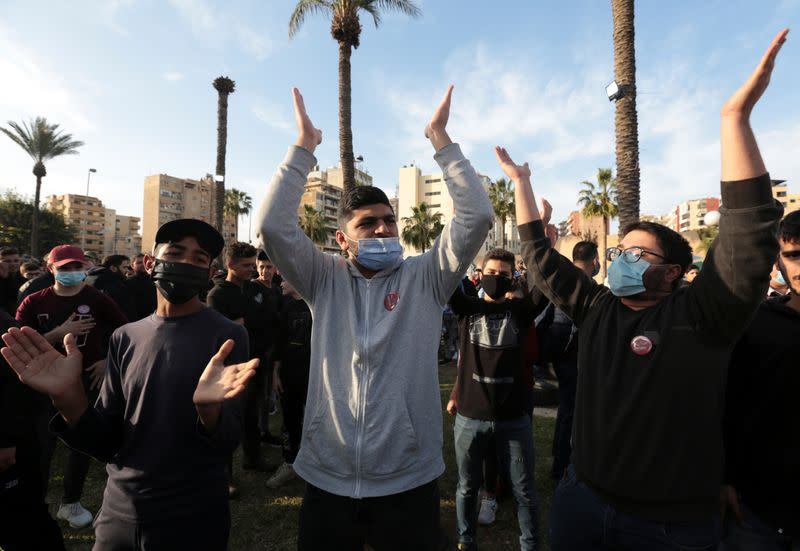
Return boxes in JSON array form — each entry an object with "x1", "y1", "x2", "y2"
[
  {"x1": 401, "y1": 202, "x2": 444, "y2": 253},
  {"x1": 488, "y1": 177, "x2": 515, "y2": 249},
  {"x1": 0, "y1": 191, "x2": 78, "y2": 256},
  {"x1": 300, "y1": 204, "x2": 329, "y2": 246}
]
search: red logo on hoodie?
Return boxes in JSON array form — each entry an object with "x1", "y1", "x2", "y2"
[{"x1": 384, "y1": 292, "x2": 400, "y2": 311}]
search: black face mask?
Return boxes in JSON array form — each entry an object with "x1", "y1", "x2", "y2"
[
  {"x1": 151, "y1": 259, "x2": 210, "y2": 305},
  {"x1": 480, "y1": 274, "x2": 513, "y2": 300}
]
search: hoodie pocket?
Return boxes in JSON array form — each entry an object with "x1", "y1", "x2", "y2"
[
  {"x1": 303, "y1": 402, "x2": 355, "y2": 477},
  {"x1": 361, "y1": 399, "x2": 420, "y2": 478}
]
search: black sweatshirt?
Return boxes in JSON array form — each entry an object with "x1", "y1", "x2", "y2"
[
  {"x1": 449, "y1": 283, "x2": 547, "y2": 421},
  {"x1": 274, "y1": 297, "x2": 313, "y2": 381},
  {"x1": 50, "y1": 307, "x2": 248, "y2": 521},
  {"x1": 724, "y1": 295, "x2": 800, "y2": 537},
  {"x1": 520, "y1": 174, "x2": 781, "y2": 521}
]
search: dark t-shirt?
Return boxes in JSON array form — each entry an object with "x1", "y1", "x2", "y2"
[
  {"x1": 274, "y1": 297, "x2": 312, "y2": 380},
  {"x1": 207, "y1": 279, "x2": 280, "y2": 359},
  {"x1": 16, "y1": 285, "x2": 128, "y2": 369},
  {"x1": 50, "y1": 307, "x2": 249, "y2": 521},
  {"x1": 450, "y1": 288, "x2": 541, "y2": 421},
  {"x1": 124, "y1": 273, "x2": 157, "y2": 321}
]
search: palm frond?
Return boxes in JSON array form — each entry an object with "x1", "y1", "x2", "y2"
[
  {"x1": 289, "y1": 0, "x2": 332, "y2": 37},
  {"x1": 370, "y1": 0, "x2": 421, "y2": 18}
]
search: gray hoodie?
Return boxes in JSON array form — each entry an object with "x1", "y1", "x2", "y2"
[{"x1": 258, "y1": 144, "x2": 493, "y2": 498}]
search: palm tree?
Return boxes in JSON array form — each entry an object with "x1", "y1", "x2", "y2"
[
  {"x1": 611, "y1": 0, "x2": 641, "y2": 229},
  {"x1": 1, "y1": 117, "x2": 83, "y2": 257},
  {"x1": 578, "y1": 168, "x2": 618, "y2": 278},
  {"x1": 488, "y1": 177, "x2": 515, "y2": 249},
  {"x1": 289, "y1": 0, "x2": 421, "y2": 193},
  {"x1": 213, "y1": 76, "x2": 236, "y2": 239},
  {"x1": 300, "y1": 204, "x2": 329, "y2": 246},
  {"x1": 224, "y1": 188, "x2": 253, "y2": 242},
  {"x1": 401, "y1": 202, "x2": 444, "y2": 254}
]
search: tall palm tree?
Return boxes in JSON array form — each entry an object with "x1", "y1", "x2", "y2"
[
  {"x1": 611, "y1": 0, "x2": 641, "y2": 230},
  {"x1": 300, "y1": 204, "x2": 329, "y2": 246},
  {"x1": 401, "y1": 202, "x2": 444, "y2": 254},
  {"x1": 213, "y1": 76, "x2": 236, "y2": 239},
  {"x1": 578, "y1": 168, "x2": 618, "y2": 278},
  {"x1": 289, "y1": 0, "x2": 421, "y2": 193},
  {"x1": 1, "y1": 117, "x2": 83, "y2": 257},
  {"x1": 224, "y1": 188, "x2": 253, "y2": 242},
  {"x1": 488, "y1": 177, "x2": 515, "y2": 249}
]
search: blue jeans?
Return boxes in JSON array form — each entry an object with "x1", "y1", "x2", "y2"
[
  {"x1": 719, "y1": 502, "x2": 799, "y2": 551},
  {"x1": 550, "y1": 466, "x2": 720, "y2": 550},
  {"x1": 454, "y1": 413, "x2": 539, "y2": 551}
]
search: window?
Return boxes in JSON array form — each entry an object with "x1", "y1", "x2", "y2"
[
  {"x1": 429, "y1": 204, "x2": 441, "y2": 208},
  {"x1": 776, "y1": 191, "x2": 787, "y2": 197},
  {"x1": 184, "y1": 183, "x2": 196, "y2": 190},
  {"x1": 424, "y1": 191, "x2": 441, "y2": 196},
  {"x1": 425, "y1": 178, "x2": 441, "y2": 184},
  {"x1": 160, "y1": 190, "x2": 172, "y2": 197}
]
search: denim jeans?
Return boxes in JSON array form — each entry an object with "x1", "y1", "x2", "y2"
[
  {"x1": 550, "y1": 466, "x2": 720, "y2": 550},
  {"x1": 454, "y1": 413, "x2": 539, "y2": 551},
  {"x1": 719, "y1": 502, "x2": 799, "y2": 551}
]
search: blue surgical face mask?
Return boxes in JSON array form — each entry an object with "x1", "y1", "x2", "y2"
[
  {"x1": 774, "y1": 271, "x2": 787, "y2": 286},
  {"x1": 55, "y1": 271, "x2": 87, "y2": 287},
  {"x1": 607, "y1": 254, "x2": 650, "y2": 297},
  {"x1": 347, "y1": 235, "x2": 403, "y2": 272}
]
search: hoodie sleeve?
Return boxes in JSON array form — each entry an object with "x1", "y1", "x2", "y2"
[
  {"x1": 420, "y1": 144, "x2": 494, "y2": 307},
  {"x1": 257, "y1": 146, "x2": 334, "y2": 305}
]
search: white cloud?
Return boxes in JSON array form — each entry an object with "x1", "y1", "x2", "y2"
[
  {"x1": 162, "y1": 71, "x2": 185, "y2": 82},
  {"x1": 167, "y1": 0, "x2": 273, "y2": 59},
  {"x1": 101, "y1": 0, "x2": 138, "y2": 36},
  {"x1": 253, "y1": 103, "x2": 293, "y2": 134}
]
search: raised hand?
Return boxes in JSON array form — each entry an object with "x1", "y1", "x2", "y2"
[
  {"x1": 193, "y1": 340, "x2": 259, "y2": 406},
  {"x1": 722, "y1": 28, "x2": 788, "y2": 118},
  {"x1": 1, "y1": 327, "x2": 83, "y2": 398},
  {"x1": 537, "y1": 197, "x2": 553, "y2": 226},
  {"x1": 425, "y1": 85, "x2": 454, "y2": 151},
  {"x1": 494, "y1": 146, "x2": 532, "y2": 183},
  {"x1": 293, "y1": 87, "x2": 322, "y2": 154}
]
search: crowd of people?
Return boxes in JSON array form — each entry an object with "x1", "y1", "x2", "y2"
[{"x1": 0, "y1": 28, "x2": 797, "y2": 551}]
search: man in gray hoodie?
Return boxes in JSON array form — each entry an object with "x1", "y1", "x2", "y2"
[{"x1": 258, "y1": 86, "x2": 493, "y2": 551}]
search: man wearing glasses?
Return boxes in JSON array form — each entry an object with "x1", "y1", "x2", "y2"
[{"x1": 494, "y1": 29, "x2": 787, "y2": 550}]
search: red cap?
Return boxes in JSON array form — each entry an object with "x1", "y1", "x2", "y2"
[{"x1": 48, "y1": 245, "x2": 89, "y2": 268}]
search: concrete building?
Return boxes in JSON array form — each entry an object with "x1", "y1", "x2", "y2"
[
  {"x1": 142, "y1": 174, "x2": 237, "y2": 254},
  {"x1": 396, "y1": 165, "x2": 513, "y2": 257},
  {"x1": 566, "y1": 210, "x2": 607, "y2": 242},
  {"x1": 664, "y1": 197, "x2": 721, "y2": 233},
  {"x1": 45, "y1": 194, "x2": 142, "y2": 259},
  {"x1": 773, "y1": 180, "x2": 800, "y2": 215},
  {"x1": 297, "y1": 164, "x2": 374, "y2": 254}
]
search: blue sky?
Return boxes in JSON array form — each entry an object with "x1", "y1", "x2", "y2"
[{"x1": 1, "y1": 0, "x2": 799, "y2": 242}]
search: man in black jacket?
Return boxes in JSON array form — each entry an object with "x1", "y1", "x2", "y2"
[
  {"x1": 720, "y1": 210, "x2": 800, "y2": 550},
  {"x1": 0, "y1": 310, "x2": 65, "y2": 551},
  {"x1": 125, "y1": 253, "x2": 157, "y2": 321},
  {"x1": 86, "y1": 254, "x2": 135, "y2": 320},
  {"x1": 494, "y1": 29, "x2": 787, "y2": 550}
]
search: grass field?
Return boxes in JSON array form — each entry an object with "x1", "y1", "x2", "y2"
[{"x1": 50, "y1": 361, "x2": 558, "y2": 550}]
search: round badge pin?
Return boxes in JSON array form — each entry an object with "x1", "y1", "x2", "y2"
[
  {"x1": 630, "y1": 335, "x2": 653, "y2": 356},
  {"x1": 77, "y1": 305, "x2": 90, "y2": 314}
]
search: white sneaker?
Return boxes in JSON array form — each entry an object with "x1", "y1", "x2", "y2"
[
  {"x1": 266, "y1": 462, "x2": 296, "y2": 488},
  {"x1": 57, "y1": 501, "x2": 93, "y2": 529},
  {"x1": 477, "y1": 497, "x2": 498, "y2": 525}
]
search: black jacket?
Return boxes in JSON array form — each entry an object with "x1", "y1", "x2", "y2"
[
  {"x1": 86, "y1": 267, "x2": 135, "y2": 320},
  {"x1": 724, "y1": 295, "x2": 800, "y2": 537},
  {"x1": 124, "y1": 272, "x2": 157, "y2": 321}
]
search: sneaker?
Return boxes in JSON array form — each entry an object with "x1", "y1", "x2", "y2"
[
  {"x1": 477, "y1": 497, "x2": 498, "y2": 525},
  {"x1": 266, "y1": 462, "x2": 297, "y2": 488},
  {"x1": 56, "y1": 502, "x2": 93, "y2": 529}
]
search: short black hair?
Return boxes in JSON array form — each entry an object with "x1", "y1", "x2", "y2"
[
  {"x1": 21, "y1": 261, "x2": 40, "y2": 271},
  {"x1": 133, "y1": 253, "x2": 145, "y2": 260},
  {"x1": 482, "y1": 248, "x2": 515, "y2": 272},
  {"x1": 102, "y1": 254, "x2": 129, "y2": 269},
  {"x1": 0, "y1": 247, "x2": 19, "y2": 257},
  {"x1": 778, "y1": 211, "x2": 800, "y2": 244},
  {"x1": 687, "y1": 264, "x2": 700, "y2": 272},
  {"x1": 338, "y1": 186, "x2": 393, "y2": 227},
  {"x1": 572, "y1": 241, "x2": 599, "y2": 263},
  {"x1": 621, "y1": 221, "x2": 693, "y2": 285},
  {"x1": 257, "y1": 250, "x2": 270, "y2": 262},
  {"x1": 225, "y1": 242, "x2": 257, "y2": 264}
]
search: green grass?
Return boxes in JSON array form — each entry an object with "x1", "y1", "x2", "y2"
[{"x1": 51, "y1": 362, "x2": 557, "y2": 550}]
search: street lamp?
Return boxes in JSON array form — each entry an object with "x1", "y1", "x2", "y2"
[
  {"x1": 606, "y1": 81, "x2": 624, "y2": 102},
  {"x1": 86, "y1": 168, "x2": 97, "y2": 197}
]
